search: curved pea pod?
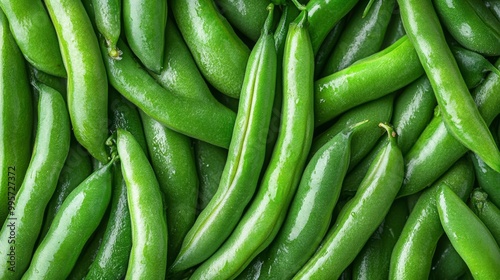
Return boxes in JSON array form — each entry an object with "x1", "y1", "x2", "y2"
[
  {"x1": 434, "y1": 0, "x2": 500, "y2": 56},
  {"x1": 0, "y1": 9, "x2": 33, "y2": 225},
  {"x1": 437, "y1": 184, "x2": 500, "y2": 279},
  {"x1": 429, "y1": 236, "x2": 468, "y2": 280},
  {"x1": 321, "y1": 0, "x2": 396, "y2": 76},
  {"x1": 451, "y1": 42, "x2": 500, "y2": 89},
  {"x1": 484, "y1": 0, "x2": 500, "y2": 21},
  {"x1": 189, "y1": 10, "x2": 314, "y2": 279},
  {"x1": 470, "y1": 188, "x2": 500, "y2": 245},
  {"x1": 389, "y1": 157, "x2": 474, "y2": 280},
  {"x1": 315, "y1": 35, "x2": 424, "y2": 126},
  {"x1": 215, "y1": 0, "x2": 270, "y2": 41},
  {"x1": 314, "y1": 16, "x2": 347, "y2": 78},
  {"x1": 22, "y1": 157, "x2": 114, "y2": 279},
  {"x1": 45, "y1": 0, "x2": 109, "y2": 163},
  {"x1": 92, "y1": 0, "x2": 122, "y2": 58},
  {"x1": 381, "y1": 10, "x2": 406, "y2": 49},
  {"x1": 470, "y1": 152, "x2": 500, "y2": 208},
  {"x1": 100, "y1": 38, "x2": 237, "y2": 149},
  {"x1": 171, "y1": 0, "x2": 250, "y2": 98},
  {"x1": 0, "y1": 82, "x2": 70, "y2": 279},
  {"x1": 0, "y1": 0, "x2": 66, "y2": 77},
  {"x1": 117, "y1": 129, "x2": 168, "y2": 280},
  {"x1": 294, "y1": 123, "x2": 404, "y2": 279},
  {"x1": 351, "y1": 199, "x2": 408, "y2": 280},
  {"x1": 169, "y1": 7, "x2": 277, "y2": 273},
  {"x1": 258, "y1": 122, "x2": 366, "y2": 280}
]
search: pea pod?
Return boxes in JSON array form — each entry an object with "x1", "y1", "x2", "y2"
[
  {"x1": 470, "y1": 188, "x2": 500, "y2": 245},
  {"x1": 314, "y1": 16, "x2": 347, "y2": 78},
  {"x1": 0, "y1": 0, "x2": 66, "y2": 77},
  {"x1": 171, "y1": 0, "x2": 250, "y2": 98},
  {"x1": 0, "y1": 9, "x2": 33, "y2": 225},
  {"x1": 315, "y1": 35, "x2": 424, "y2": 126},
  {"x1": 170, "y1": 6, "x2": 277, "y2": 273},
  {"x1": 484, "y1": 0, "x2": 500, "y2": 21},
  {"x1": 451, "y1": 42, "x2": 500, "y2": 89},
  {"x1": 437, "y1": 184, "x2": 500, "y2": 279},
  {"x1": 389, "y1": 157, "x2": 474, "y2": 280},
  {"x1": 0, "y1": 82, "x2": 70, "y2": 279},
  {"x1": 470, "y1": 152, "x2": 500, "y2": 208},
  {"x1": 294, "y1": 123, "x2": 404, "y2": 280},
  {"x1": 117, "y1": 129, "x2": 168, "y2": 280},
  {"x1": 398, "y1": 0, "x2": 500, "y2": 173},
  {"x1": 45, "y1": 0, "x2": 109, "y2": 163},
  {"x1": 430, "y1": 236, "x2": 468, "y2": 280},
  {"x1": 215, "y1": 0, "x2": 270, "y2": 41},
  {"x1": 434, "y1": 0, "x2": 500, "y2": 56},
  {"x1": 22, "y1": 156, "x2": 114, "y2": 279},
  {"x1": 91, "y1": 0, "x2": 122, "y2": 58},
  {"x1": 190, "y1": 10, "x2": 314, "y2": 279},
  {"x1": 381, "y1": 10, "x2": 406, "y2": 49}
]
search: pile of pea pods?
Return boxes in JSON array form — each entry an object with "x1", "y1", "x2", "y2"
[{"x1": 2, "y1": 0, "x2": 500, "y2": 278}]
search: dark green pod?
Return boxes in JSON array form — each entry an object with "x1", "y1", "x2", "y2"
[
  {"x1": 429, "y1": 236, "x2": 468, "y2": 280},
  {"x1": 470, "y1": 188, "x2": 500, "y2": 245},
  {"x1": 215, "y1": 0, "x2": 270, "y2": 41},
  {"x1": 470, "y1": 152, "x2": 500, "y2": 208}
]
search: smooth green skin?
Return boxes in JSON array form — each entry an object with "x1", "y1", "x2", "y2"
[
  {"x1": 389, "y1": 157, "x2": 474, "y2": 280},
  {"x1": 321, "y1": 0, "x2": 395, "y2": 76},
  {"x1": 437, "y1": 184, "x2": 500, "y2": 279},
  {"x1": 429, "y1": 236, "x2": 468, "y2": 280},
  {"x1": 0, "y1": 83, "x2": 70, "y2": 280},
  {"x1": 101, "y1": 39, "x2": 237, "y2": 149},
  {"x1": 434, "y1": 0, "x2": 500, "y2": 56},
  {"x1": 171, "y1": 0, "x2": 250, "y2": 98},
  {"x1": 381, "y1": 10, "x2": 406, "y2": 49},
  {"x1": 314, "y1": 16, "x2": 347, "y2": 78},
  {"x1": 194, "y1": 140, "x2": 227, "y2": 212},
  {"x1": 30, "y1": 67, "x2": 67, "y2": 97},
  {"x1": 123, "y1": 0, "x2": 166, "y2": 73},
  {"x1": 470, "y1": 152, "x2": 500, "y2": 208},
  {"x1": 258, "y1": 125, "x2": 357, "y2": 280},
  {"x1": 312, "y1": 93, "x2": 394, "y2": 170},
  {"x1": 22, "y1": 157, "x2": 113, "y2": 280},
  {"x1": 398, "y1": 0, "x2": 500, "y2": 173},
  {"x1": 190, "y1": 11, "x2": 314, "y2": 279},
  {"x1": 171, "y1": 8, "x2": 277, "y2": 274},
  {"x1": 92, "y1": 0, "x2": 121, "y2": 58},
  {"x1": 393, "y1": 75, "x2": 436, "y2": 155},
  {"x1": 485, "y1": 0, "x2": 500, "y2": 20},
  {"x1": 45, "y1": 0, "x2": 109, "y2": 164},
  {"x1": 215, "y1": 0, "x2": 270, "y2": 41},
  {"x1": 399, "y1": 58, "x2": 500, "y2": 197},
  {"x1": 305, "y1": 0, "x2": 359, "y2": 53},
  {"x1": 352, "y1": 199, "x2": 408, "y2": 280},
  {"x1": 470, "y1": 188, "x2": 500, "y2": 246},
  {"x1": 294, "y1": 124, "x2": 404, "y2": 280},
  {"x1": 0, "y1": 10, "x2": 33, "y2": 225},
  {"x1": 141, "y1": 112, "x2": 199, "y2": 266},
  {"x1": 38, "y1": 140, "x2": 92, "y2": 242},
  {"x1": 86, "y1": 164, "x2": 132, "y2": 280},
  {"x1": 117, "y1": 129, "x2": 168, "y2": 280},
  {"x1": 0, "y1": 0, "x2": 65, "y2": 77},
  {"x1": 451, "y1": 43, "x2": 500, "y2": 89},
  {"x1": 315, "y1": 35, "x2": 424, "y2": 126}
]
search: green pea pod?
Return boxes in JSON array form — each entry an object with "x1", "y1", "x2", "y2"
[
  {"x1": 312, "y1": 93, "x2": 394, "y2": 170},
  {"x1": 484, "y1": 0, "x2": 500, "y2": 21},
  {"x1": 294, "y1": 123, "x2": 404, "y2": 280},
  {"x1": 30, "y1": 67, "x2": 67, "y2": 97},
  {"x1": 430, "y1": 236, "x2": 468, "y2": 280},
  {"x1": 470, "y1": 152, "x2": 500, "y2": 208},
  {"x1": 258, "y1": 121, "x2": 367, "y2": 280},
  {"x1": 398, "y1": 0, "x2": 500, "y2": 173},
  {"x1": 38, "y1": 140, "x2": 93, "y2": 242},
  {"x1": 170, "y1": 6, "x2": 277, "y2": 273},
  {"x1": 381, "y1": 10, "x2": 406, "y2": 49},
  {"x1": 304, "y1": 0, "x2": 359, "y2": 53},
  {"x1": 399, "y1": 58, "x2": 500, "y2": 197},
  {"x1": 0, "y1": 82, "x2": 70, "y2": 279},
  {"x1": 123, "y1": 0, "x2": 166, "y2": 73},
  {"x1": 0, "y1": 0, "x2": 65, "y2": 77},
  {"x1": 92, "y1": 0, "x2": 122, "y2": 58},
  {"x1": 314, "y1": 16, "x2": 347, "y2": 78},
  {"x1": 190, "y1": 10, "x2": 314, "y2": 279},
  {"x1": 86, "y1": 164, "x2": 132, "y2": 280},
  {"x1": 45, "y1": 0, "x2": 109, "y2": 164},
  {"x1": 437, "y1": 184, "x2": 500, "y2": 279},
  {"x1": 315, "y1": 35, "x2": 424, "y2": 126},
  {"x1": 434, "y1": 0, "x2": 500, "y2": 56},
  {"x1": 321, "y1": 0, "x2": 396, "y2": 76},
  {"x1": 0, "y1": 9, "x2": 33, "y2": 225},
  {"x1": 470, "y1": 188, "x2": 500, "y2": 245},
  {"x1": 389, "y1": 157, "x2": 474, "y2": 279},
  {"x1": 117, "y1": 129, "x2": 168, "y2": 280},
  {"x1": 22, "y1": 156, "x2": 114, "y2": 279},
  {"x1": 171, "y1": 0, "x2": 250, "y2": 98},
  {"x1": 100, "y1": 38, "x2": 237, "y2": 149},
  {"x1": 451, "y1": 42, "x2": 500, "y2": 89},
  {"x1": 351, "y1": 199, "x2": 408, "y2": 280},
  {"x1": 194, "y1": 140, "x2": 227, "y2": 212},
  {"x1": 141, "y1": 112, "x2": 199, "y2": 266},
  {"x1": 215, "y1": 0, "x2": 270, "y2": 41}
]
